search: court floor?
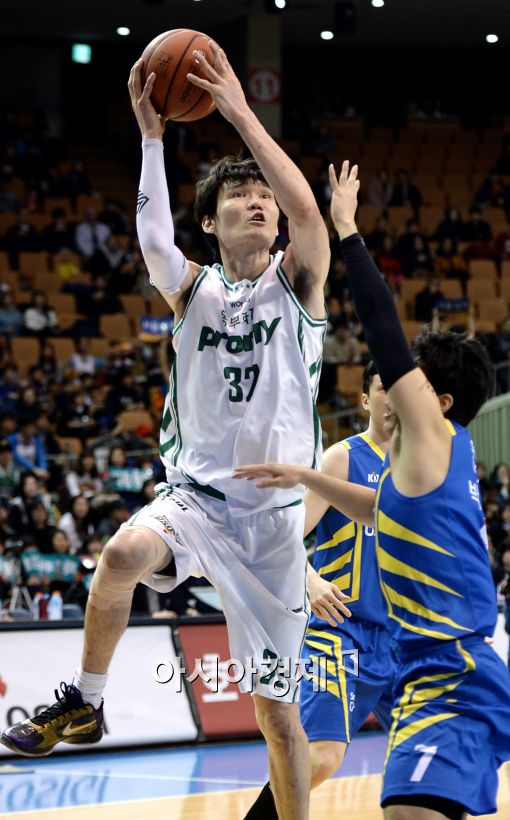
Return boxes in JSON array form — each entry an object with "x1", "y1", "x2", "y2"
[{"x1": 1, "y1": 735, "x2": 509, "y2": 818}]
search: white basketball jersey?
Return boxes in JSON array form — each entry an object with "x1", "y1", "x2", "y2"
[{"x1": 160, "y1": 251, "x2": 326, "y2": 515}]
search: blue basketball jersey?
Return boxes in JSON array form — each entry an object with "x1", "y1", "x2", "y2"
[
  {"x1": 375, "y1": 420, "x2": 497, "y2": 648},
  {"x1": 309, "y1": 431, "x2": 387, "y2": 627}
]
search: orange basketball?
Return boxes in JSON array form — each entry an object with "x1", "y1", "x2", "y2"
[{"x1": 140, "y1": 29, "x2": 217, "y2": 122}]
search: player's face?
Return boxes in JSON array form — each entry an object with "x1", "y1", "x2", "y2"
[
  {"x1": 364, "y1": 374, "x2": 389, "y2": 432},
  {"x1": 211, "y1": 180, "x2": 280, "y2": 253}
]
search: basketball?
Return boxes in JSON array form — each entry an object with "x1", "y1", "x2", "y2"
[{"x1": 140, "y1": 29, "x2": 217, "y2": 122}]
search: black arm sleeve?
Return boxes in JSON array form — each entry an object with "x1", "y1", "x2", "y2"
[{"x1": 341, "y1": 232, "x2": 416, "y2": 391}]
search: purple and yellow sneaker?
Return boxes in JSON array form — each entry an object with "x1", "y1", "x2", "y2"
[{"x1": 1, "y1": 682, "x2": 103, "y2": 757}]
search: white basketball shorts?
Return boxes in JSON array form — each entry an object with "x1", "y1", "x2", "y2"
[{"x1": 122, "y1": 483, "x2": 310, "y2": 703}]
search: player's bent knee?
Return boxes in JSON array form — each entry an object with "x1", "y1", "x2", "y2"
[
  {"x1": 103, "y1": 530, "x2": 155, "y2": 572},
  {"x1": 89, "y1": 527, "x2": 171, "y2": 612}
]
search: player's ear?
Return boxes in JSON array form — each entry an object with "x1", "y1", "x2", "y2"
[
  {"x1": 202, "y1": 215, "x2": 216, "y2": 235},
  {"x1": 438, "y1": 392, "x2": 454, "y2": 415},
  {"x1": 361, "y1": 392, "x2": 369, "y2": 411}
]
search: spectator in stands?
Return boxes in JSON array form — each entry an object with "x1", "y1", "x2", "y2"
[
  {"x1": 79, "y1": 274, "x2": 122, "y2": 327},
  {"x1": 40, "y1": 207, "x2": 75, "y2": 254},
  {"x1": 0, "y1": 368, "x2": 20, "y2": 414},
  {"x1": 65, "y1": 450, "x2": 104, "y2": 500},
  {"x1": 327, "y1": 258, "x2": 350, "y2": 301},
  {"x1": 74, "y1": 208, "x2": 111, "y2": 264},
  {"x1": 323, "y1": 319, "x2": 361, "y2": 366},
  {"x1": 365, "y1": 215, "x2": 390, "y2": 252},
  {"x1": 0, "y1": 291, "x2": 22, "y2": 338},
  {"x1": 0, "y1": 410, "x2": 17, "y2": 438},
  {"x1": 366, "y1": 169, "x2": 393, "y2": 209},
  {"x1": 0, "y1": 439, "x2": 20, "y2": 500},
  {"x1": 68, "y1": 337, "x2": 97, "y2": 375},
  {"x1": 7, "y1": 419, "x2": 48, "y2": 479},
  {"x1": 24, "y1": 501, "x2": 55, "y2": 553},
  {"x1": 58, "y1": 495, "x2": 95, "y2": 555},
  {"x1": 491, "y1": 463, "x2": 510, "y2": 505},
  {"x1": 338, "y1": 298, "x2": 363, "y2": 339},
  {"x1": 35, "y1": 412, "x2": 62, "y2": 489},
  {"x1": 399, "y1": 234, "x2": 434, "y2": 278},
  {"x1": 432, "y1": 206, "x2": 466, "y2": 243},
  {"x1": 474, "y1": 172, "x2": 510, "y2": 211},
  {"x1": 53, "y1": 249, "x2": 81, "y2": 283},
  {"x1": 326, "y1": 296, "x2": 343, "y2": 330},
  {"x1": 56, "y1": 386, "x2": 99, "y2": 440},
  {"x1": 389, "y1": 169, "x2": 422, "y2": 216},
  {"x1": 7, "y1": 472, "x2": 52, "y2": 532},
  {"x1": 97, "y1": 198, "x2": 130, "y2": 235},
  {"x1": 23, "y1": 291, "x2": 59, "y2": 338},
  {"x1": 103, "y1": 446, "x2": 153, "y2": 510},
  {"x1": 37, "y1": 340, "x2": 61, "y2": 382},
  {"x1": 95, "y1": 499, "x2": 130, "y2": 541},
  {"x1": 3, "y1": 208, "x2": 40, "y2": 269},
  {"x1": 375, "y1": 235, "x2": 404, "y2": 291},
  {"x1": 396, "y1": 216, "x2": 427, "y2": 254},
  {"x1": 434, "y1": 237, "x2": 469, "y2": 292},
  {"x1": 464, "y1": 205, "x2": 492, "y2": 247},
  {"x1": 89, "y1": 234, "x2": 125, "y2": 278},
  {"x1": 414, "y1": 277, "x2": 446, "y2": 322},
  {"x1": 0, "y1": 533, "x2": 16, "y2": 602},
  {"x1": 104, "y1": 370, "x2": 144, "y2": 420},
  {"x1": 477, "y1": 461, "x2": 491, "y2": 497},
  {"x1": 311, "y1": 166, "x2": 332, "y2": 216},
  {"x1": 113, "y1": 237, "x2": 146, "y2": 295},
  {"x1": 22, "y1": 529, "x2": 81, "y2": 597},
  {"x1": 0, "y1": 496, "x2": 16, "y2": 545},
  {"x1": 0, "y1": 174, "x2": 21, "y2": 213},
  {"x1": 63, "y1": 160, "x2": 91, "y2": 205},
  {"x1": 16, "y1": 386, "x2": 42, "y2": 423}
]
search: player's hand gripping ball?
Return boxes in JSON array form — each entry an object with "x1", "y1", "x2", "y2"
[{"x1": 140, "y1": 29, "x2": 217, "y2": 122}]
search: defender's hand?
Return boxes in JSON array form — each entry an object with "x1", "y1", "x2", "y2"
[
  {"x1": 128, "y1": 59, "x2": 165, "y2": 141},
  {"x1": 233, "y1": 462, "x2": 304, "y2": 490},
  {"x1": 309, "y1": 572, "x2": 351, "y2": 626},
  {"x1": 329, "y1": 161, "x2": 360, "y2": 240},
  {"x1": 187, "y1": 42, "x2": 249, "y2": 125}
]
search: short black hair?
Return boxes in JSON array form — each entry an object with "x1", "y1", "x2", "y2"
[
  {"x1": 411, "y1": 330, "x2": 494, "y2": 427},
  {"x1": 362, "y1": 360, "x2": 378, "y2": 394},
  {"x1": 194, "y1": 155, "x2": 269, "y2": 258}
]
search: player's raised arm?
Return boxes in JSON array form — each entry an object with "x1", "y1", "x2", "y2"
[
  {"x1": 233, "y1": 462, "x2": 375, "y2": 526},
  {"x1": 128, "y1": 60, "x2": 200, "y2": 316},
  {"x1": 188, "y1": 43, "x2": 330, "y2": 313},
  {"x1": 328, "y1": 162, "x2": 452, "y2": 493}
]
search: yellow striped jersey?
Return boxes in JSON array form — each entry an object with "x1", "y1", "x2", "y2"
[
  {"x1": 309, "y1": 432, "x2": 387, "y2": 627},
  {"x1": 375, "y1": 420, "x2": 497, "y2": 647}
]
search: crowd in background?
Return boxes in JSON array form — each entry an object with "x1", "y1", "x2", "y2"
[{"x1": 0, "y1": 106, "x2": 510, "y2": 621}]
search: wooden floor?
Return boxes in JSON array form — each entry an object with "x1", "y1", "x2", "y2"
[{"x1": 11, "y1": 763, "x2": 510, "y2": 819}]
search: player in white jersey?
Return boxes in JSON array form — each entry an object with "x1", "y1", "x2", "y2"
[{"x1": 2, "y1": 42, "x2": 332, "y2": 820}]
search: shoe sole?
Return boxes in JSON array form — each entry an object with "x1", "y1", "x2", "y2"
[{"x1": 0, "y1": 727, "x2": 103, "y2": 758}]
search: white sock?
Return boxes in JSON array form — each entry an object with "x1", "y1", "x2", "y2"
[{"x1": 72, "y1": 667, "x2": 108, "y2": 709}]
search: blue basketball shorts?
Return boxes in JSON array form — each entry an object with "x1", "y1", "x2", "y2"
[
  {"x1": 382, "y1": 636, "x2": 510, "y2": 815},
  {"x1": 299, "y1": 618, "x2": 395, "y2": 744}
]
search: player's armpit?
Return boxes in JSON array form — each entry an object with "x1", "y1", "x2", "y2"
[{"x1": 280, "y1": 241, "x2": 329, "y2": 320}]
